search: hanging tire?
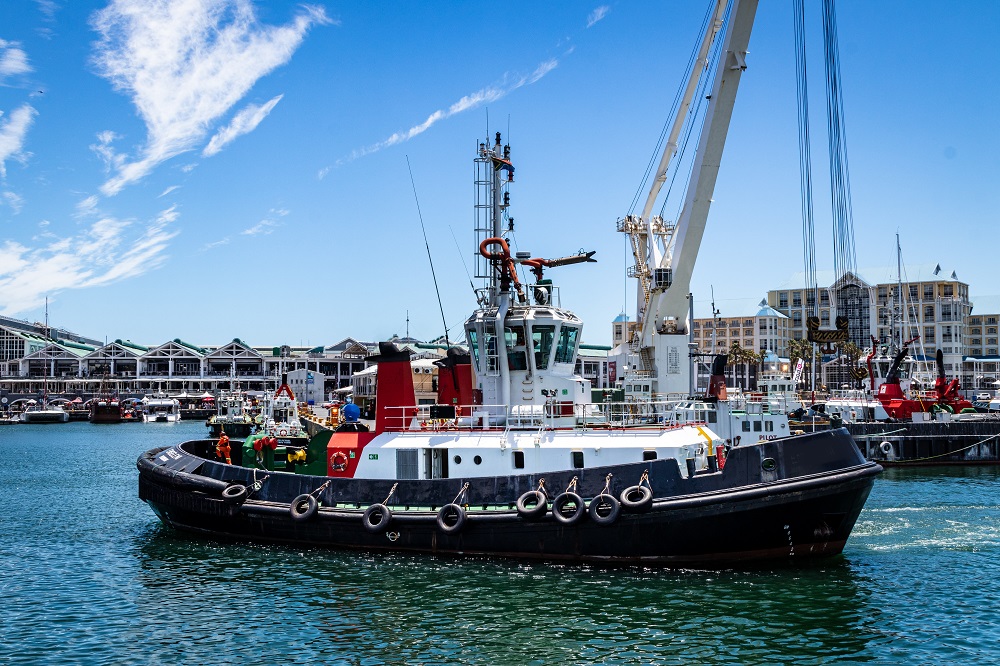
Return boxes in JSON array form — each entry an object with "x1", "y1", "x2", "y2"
[
  {"x1": 620, "y1": 485, "x2": 652, "y2": 513},
  {"x1": 437, "y1": 503, "x2": 466, "y2": 534},
  {"x1": 221, "y1": 483, "x2": 248, "y2": 504},
  {"x1": 552, "y1": 492, "x2": 585, "y2": 525},
  {"x1": 588, "y1": 494, "x2": 621, "y2": 526},
  {"x1": 516, "y1": 490, "x2": 548, "y2": 520},
  {"x1": 362, "y1": 503, "x2": 392, "y2": 533},
  {"x1": 289, "y1": 494, "x2": 318, "y2": 521}
]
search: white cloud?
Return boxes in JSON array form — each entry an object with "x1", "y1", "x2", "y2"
[
  {"x1": 158, "y1": 185, "x2": 180, "y2": 197},
  {"x1": 89, "y1": 130, "x2": 125, "y2": 173},
  {"x1": 200, "y1": 237, "x2": 231, "y2": 251},
  {"x1": 0, "y1": 39, "x2": 32, "y2": 80},
  {"x1": 346, "y1": 58, "x2": 559, "y2": 162},
  {"x1": 75, "y1": 195, "x2": 100, "y2": 218},
  {"x1": 2, "y1": 190, "x2": 24, "y2": 213},
  {"x1": 203, "y1": 94, "x2": 283, "y2": 157},
  {"x1": 0, "y1": 104, "x2": 38, "y2": 178},
  {"x1": 0, "y1": 207, "x2": 179, "y2": 315},
  {"x1": 241, "y1": 207, "x2": 288, "y2": 236},
  {"x1": 587, "y1": 6, "x2": 610, "y2": 28},
  {"x1": 90, "y1": 1, "x2": 332, "y2": 196},
  {"x1": 317, "y1": 166, "x2": 330, "y2": 180}
]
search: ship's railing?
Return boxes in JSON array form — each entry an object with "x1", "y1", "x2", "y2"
[{"x1": 379, "y1": 399, "x2": 704, "y2": 432}]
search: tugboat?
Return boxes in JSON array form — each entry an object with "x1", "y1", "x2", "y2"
[
  {"x1": 206, "y1": 389, "x2": 254, "y2": 439},
  {"x1": 137, "y1": 131, "x2": 881, "y2": 565}
]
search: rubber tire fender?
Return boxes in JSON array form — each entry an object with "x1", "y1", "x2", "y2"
[
  {"x1": 588, "y1": 494, "x2": 621, "y2": 526},
  {"x1": 515, "y1": 490, "x2": 548, "y2": 520},
  {"x1": 290, "y1": 494, "x2": 318, "y2": 521},
  {"x1": 619, "y1": 485, "x2": 653, "y2": 513},
  {"x1": 552, "y1": 492, "x2": 585, "y2": 525},
  {"x1": 362, "y1": 503, "x2": 392, "y2": 533},
  {"x1": 221, "y1": 483, "x2": 248, "y2": 504},
  {"x1": 436, "y1": 503, "x2": 466, "y2": 534}
]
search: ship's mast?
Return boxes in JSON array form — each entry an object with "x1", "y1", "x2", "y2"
[{"x1": 474, "y1": 132, "x2": 515, "y2": 305}]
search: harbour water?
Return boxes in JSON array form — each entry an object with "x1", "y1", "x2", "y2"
[{"x1": 2, "y1": 421, "x2": 999, "y2": 664}]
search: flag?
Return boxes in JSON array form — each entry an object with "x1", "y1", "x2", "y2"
[{"x1": 491, "y1": 156, "x2": 515, "y2": 181}]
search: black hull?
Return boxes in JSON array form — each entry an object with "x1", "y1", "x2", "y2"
[
  {"x1": 847, "y1": 419, "x2": 1000, "y2": 466},
  {"x1": 206, "y1": 421, "x2": 254, "y2": 438},
  {"x1": 137, "y1": 428, "x2": 880, "y2": 566}
]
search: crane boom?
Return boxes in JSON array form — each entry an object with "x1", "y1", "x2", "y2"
[{"x1": 635, "y1": 0, "x2": 760, "y2": 395}]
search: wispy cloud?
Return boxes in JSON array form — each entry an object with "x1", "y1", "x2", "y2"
[
  {"x1": 158, "y1": 185, "x2": 180, "y2": 197},
  {"x1": 0, "y1": 207, "x2": 179, "y2": 315},
  {"x1": 0, "y1": 39, "x2": 32, "y2": 80},
  {"x1": 587, "y1": 6, "x2": 610, "y2": 28},
  {"x1": 203, "y1": 94, "x2": 283, "y2": 157},
  {"x1": 344, "y1": 58, "x2": 559, "y2": 162},
  {"x1": 0, "y1": 104, "x2": 37, "y2": 178},
  {"x1": 2, "y1": 190, "x2": 24, "y2": 213},
  {"x1": 200, "y1": 237, "x2": 231, "y2": 252},
  {"x1": 241, "y1": 207, "x2": 289, "y2": 236},
  {"x1": 90, "y1": 1, "x2": 332, "y2": 196}
]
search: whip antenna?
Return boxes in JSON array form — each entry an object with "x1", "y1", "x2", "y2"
[{"x1": 406, "y1": 155, "x2": 449, "y2": 348}]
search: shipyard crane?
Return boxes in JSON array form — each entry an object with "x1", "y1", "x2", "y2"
[{"x1": 619, "y1": 0, "x2": 759, "y2": 396}]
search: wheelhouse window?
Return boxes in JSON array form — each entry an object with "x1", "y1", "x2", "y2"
[
  {"x1": 555, "y1": 326, "x2": 579, "y2": 364},
  {"x1": 466, "y1": 327, "x2": 480, "y2": 372},
  {"x1": 505, "y1": 326, "x2": 528, "y2": 371},
  {"x1": 531, "y1": 325, "x2": 555, "y2": 370}
]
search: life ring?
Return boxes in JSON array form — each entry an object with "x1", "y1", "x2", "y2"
[
  {"x1": 516, "y1": 490, "x2": 547, "y2": 520},
  {"x1": 588, "y1": 494, "x2": 621, "y2": 526},
  {"x1": 289, "y1": 494, "x2": 318, "y2": 521},
  {"x1": 331, "y1": 450, "x2": 350, "y2": 472},
  {"x1": 437, "y1": 503, "x2": 466, "y2": 534},
  {"x1": 279, "y1": 428, "x2": 288, "y2": 436},
  {"x1": 879, "y1": 441, "x2": 893, "y2": 455},
  {"x1": 221, "y1": 483, "x2": 248, "y2": 504},
  {"x1": 619, "y1": 485, "x2": 653, "y2": 513},
  {"x1": 362, "y1": 503, "x2": 392, "y2": 532},
  {"x1": 552, "y1": 492, "x2": 585, "y2": 525}
]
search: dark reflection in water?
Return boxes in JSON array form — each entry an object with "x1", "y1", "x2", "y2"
[{"x1": 3, "y1": 422, "x2": 1000, "y2": 665}]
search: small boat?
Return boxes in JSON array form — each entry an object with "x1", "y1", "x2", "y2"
[
  {"x1": 89, "y1": 397, "x2": 124, "y2": 423},
  {"x1": 241, "y1": 375, "x2": 309, "y2": 454},
  {"x1": 138, "y1": 133, "x2": 880, "y2": 566},
  {"x1": 19, "y1": 400, "x2": 70, "y2": 423},
  {"x1": 142, "y1": 395, "x2": 181, "y2": 423},
  {"x1": 90, "y1": 379, "x2": 124, "y2": 424},
  {"x1": 206, "y1": 390, "x2": 254, "y2": 438}
]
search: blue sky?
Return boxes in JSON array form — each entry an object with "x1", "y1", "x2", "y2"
[{"x1": 1, "y1": 1, "x2": 998, "y2": 348}]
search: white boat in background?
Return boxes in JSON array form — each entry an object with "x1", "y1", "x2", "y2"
[
  {"x1": 19, "y1": 400, "x2": 70, "y2": 423},
  {"x1": 142, "y1": 395, "x2": 181, "y2": 423}
]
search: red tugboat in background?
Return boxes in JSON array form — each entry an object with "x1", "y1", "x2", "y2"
[{"x1": 874, "y1": 336, "x2": 973, "y2": 420}]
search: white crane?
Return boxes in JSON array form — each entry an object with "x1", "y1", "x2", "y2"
[{"x1": 619, "y1": 0, "x2": 759, "y2": 396}]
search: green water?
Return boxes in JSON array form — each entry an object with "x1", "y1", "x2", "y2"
[{"x1": 2, "y1": 421, "x2": 999, "y2": 664}]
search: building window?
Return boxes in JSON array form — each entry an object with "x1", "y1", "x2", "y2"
[
  {"x1": 924, "y1": 285, "x2": 934, "y2": 300},
  {"x1": 924, "y1": 327, "x2": 935, "y2": 342},
  {"x1": 793, "y1": 293, "x2": 802, "y2": 308}
]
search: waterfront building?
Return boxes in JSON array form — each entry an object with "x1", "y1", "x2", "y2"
[
  {"x1": 768, "y1": 271, "x2": 972, "y2": 390},
  {"x1": 963, "y1": 313, "x2": 1000, "y2": 392}
]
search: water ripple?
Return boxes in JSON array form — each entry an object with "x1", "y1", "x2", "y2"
[{"x1": 2, "y1": 423, "x2": 1000, "y2": 664}]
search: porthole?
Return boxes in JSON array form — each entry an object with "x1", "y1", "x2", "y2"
[
  {"x1": 453, "y1": 455, "x2": 462, "y2": 464},
  {"x1": 474, "y1": 455, "x2": 482, "y2": 465},
  {"x1": 761, "y1": 458, "x2": 776, "y2": 471}
]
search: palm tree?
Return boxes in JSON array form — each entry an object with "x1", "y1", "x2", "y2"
[
  {"x1": 787, "y1": 338, "x2": 816, "y2": 391},
  {"x1": 727, "y1": 341, "x2": 762, "y2": 389}
]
